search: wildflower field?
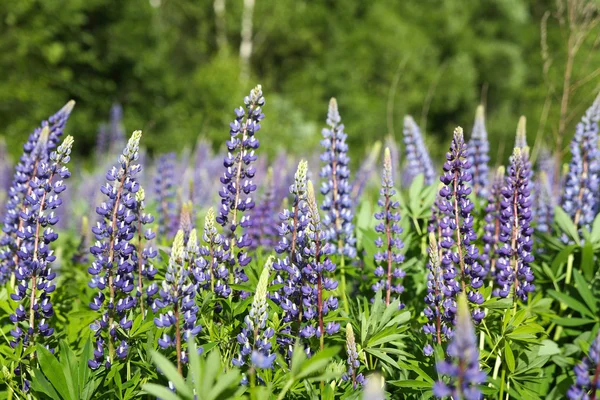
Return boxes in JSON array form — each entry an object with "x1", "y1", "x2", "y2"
[{"x1": 0, "y1": 80, "x2": 599, "y2": 400}]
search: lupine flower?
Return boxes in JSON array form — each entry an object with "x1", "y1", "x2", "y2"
[
  {"x1": 154, "y1": 153, "x2": 177, "y2": 237},
  {"x1": 480, "y1": 167, "x2": 505, "y2": 278},
  {"x1": 9, "y1": 136, "x2": 74, "y2": 362},
  {"x1": 351, "y1": 141, "x2": 382, "y2": 206},
  {"x1": 178, "y1": 201, "x2": 194, "y2": 242},
  {"x1": 88, "y1": 130, "x2": 144, "y2": 370},
  {"x1": 108, "y1": 103, "x2": 126, "y2": 155},
  {"x1": 248, "y1": 167, "x2": 278, "y2": 251},
  {"x1": 342, "y1": 323, "x2": 365, "y2": 389},
  {"x1": 193, "y1": 208, "x2": 231, "y2": 298},
  {"x1": 467, "y1": 105, "x2": 490, "y2": 197},
  {"x1": 537, "y1": 146, "x2": 559, "y2": 202},
  {"x1": 567, "y1": 330, "x2": 600, "y2": 399},
  {"x1": 0, "y1": 137, "x2": 12, "y2": 210},
  {"x1": 232, "y1": 256, "x2": 276, "y2": 372},
  {"x1": 272, "y1": 160, "x2": 309, "y2": 359},
  {"x1": 438, "y1": 127, "x2": 485, "y2": 324},
  {"x1": 0, "y1": 101, "x2": 75, "y2": 284},
  {"x1": 96, "y1": 124, "x2": 110, "y2": 156},
  {"x1": 433, "y1": 293, "x2": 486, "y2": 400},
  {"x1": 402, "y1": 116, "x2": 436, "y2": 186},
  {"x1": 535, "y1": 171, "x2": 555, "y2": 235},
  {"x1": 153, "y1": 230, "x2": 201, "y2": 374},
  {"x1": 372, "y1": 148, "x2": 405, "y2": 307},
  {"x1": 561, "y1": 94, "x2": 600, "y2": 233},
  {"x1": 133, "y1": 187, "x2": 158, "y2": 316},
  {"x1": 217, "y1": 85, "x2": 265, "y2": 295},
  {"x1": 300, "y1": 181, "x2": 340, "y2": 351},
  {"x1": 494, "y1": 147, "x2": 535, "y2": 301},
  {"x1": 423, "y1": 232, "x2": 452, "y2": 356},
  {"x1": 385, "y1": 134, "x2": 400, "y2": 182},
  {"x1": 319, "y1": 98, "x2": 356, "y2": 307}
]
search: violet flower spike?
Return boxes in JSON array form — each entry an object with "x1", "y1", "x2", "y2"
[
  {"x1": 567, "y1": 330, "x2": 600, "y2": 400},
  {"x1": 467, "y1": 105, "x2": 490, "y2": 198},
  {"x1": 372, "y1": 148, "x2": 405, "y2": 307},
  {"x1": 433, "y1": 293, "x2": 486, "y2": 400},
  {"x1": 133, "y1": 187, "x2": 158, "y2": 317},
  {"x1": 154, "y1": 153, "x2": 177, "y2": 237},
  {"x1": 248, "y1": 167, "x2": 278, "y2": 251},
  {"x1": 402, "y1": 115, "x2": 435, "y2": 186},
  {"x1": 342, "y1": 323, "x2": 365, "y2": 389},
  {"x1": 481, "y1": 167, "x2": 505, "y2": 278}
]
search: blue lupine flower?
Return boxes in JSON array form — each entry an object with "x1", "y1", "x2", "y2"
[
  {"x1": 232, "y1": 256, "x2": 276, "y2": 371},
  {"x1": 154, "y1": 153, "x2": 177, "y2": 237},
  {"x1": 153, "y1": 230, "x2": 202, "y2": 373},
  {"x1": 9, "y1": 136, "x2": 74, "y2": 350},
  {"x1": 217, "y1": 85, "x2": 265, "y2": 295},
  {"x1": 535, "y1": 171, "x2": 555, "y2": 235},
  {"x1": 561, "y1": 94, "x2": 600, "y2": 233},
  {"x1": 494, "y1": 147, "x2": 535, "y2": 301},
  {"x1": 480, "y1": 167, "x2": 505, "y2": 278},
  {"x1": 433, "y1": 294, "x2": 486, "y2": 400},
  {"x1": 402, "y1": 116, "x2": 436, "y2": 186},
  {"x1": 342, "y1": 323, "x2": 365, "y2": 389},
  {"x1": 248, "y1": 167, "x2": 278, "y2": 251},
  {"x1": 372, "y1": 148, "x2": 405, "y2": 307},
  {"x1": 88, "y1": 130, "x2": 144, "y2": 370},
  {"x1": 438, "y1": 127, "x2": 485, "y2": 324},
  {"x1": 567, "y1": 330, "x2": 600, "y2": 399},
  {"x1": 350, "y1": 141, "x2": 382, "y2": 207},
  {"x1": 0, "y1": 101, "x2": 75, "y2": 284},
  {"x1": 467, "y1": 105, "x2": 490, "y2": 197}
]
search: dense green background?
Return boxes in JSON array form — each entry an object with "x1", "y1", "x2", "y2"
[{"x1": 0, "y1": 0, "x2": 599, "y2": 166}]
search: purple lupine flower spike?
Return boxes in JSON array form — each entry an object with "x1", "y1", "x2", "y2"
[
  {"x1": 0, "y1": 101, "x2": 75, "y2": 284},
  {"x1": 402, "y1": 116, "x2": 436, "y2": 186},
  {"x1": 467, "y1": 105, "x2": 490, "y2": 197},
  {"x1": 494, "y1": 147, "x2": 535, "y2": 301},
  {"x1": 372, "y1": 148, "x2": 405, "y2": 307},
  {"x1": 217, "y1": 85, "x2": 265, "y2": 296},
  {"x1": 350, "y1": 141, "x2": 382, "y2": 207},
  {"x1": 342, "y1": 323, "x2": 365, "y2": 389},
  {"x1": 248, "y1": 167, "x2": 278, "y2": 251},
  {"x1": 133, "y1": 187, "x2": 158, "y2": 317},
  {"x1": 480, "y1": 167, "x2": 505, "y2": 278},
  {"x1": 423, "y1": 232, "x2": 452, "y2": 356},
  {"x1": 272, "y1": 160, "x2": 309, "y2": 359},
  {"x1": 567, "y1": 330, "x2": 600, "y2": 399},
  {"x1": 153, "y1": 230, "x2": 202, "y2": 374},
  {"x1": 433, "y1": 294, "x2": 486, "y2": 400},
  {"x1": 438, "y1": 127, "x2": 485, "y2": 324},
  {"x1": 108, "y1": 103, "x2": 126, "y2": 155},
  {"x1": 154, "y1": 153, "x2": 177, "y2": 237},
  {"x1": 9, "y1": 136, "x2": 74, "y2": 367},
  {"x1": 232, "y1": 256, "x2": 276, "y2": 373},
  {"x1": 561, "y1": 93, "x2": 600, "y2": 233},
  {"x1": 385, "y1": 134, "x2": 401, "y2": 182},
  {"x1": 88, "y1": 131, "x2": 144, "y2": 370},
  {"x1": 535, "y1": 171, "x2": 555, "y2": 235},
  {"x1": 319, "y1": 98, "x2": 356, "y2": 308}
]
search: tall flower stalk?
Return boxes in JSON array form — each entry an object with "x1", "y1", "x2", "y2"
[
  {"x1": 433, "y1": 294, "x2": 486, "y2": 399},
  {"x1": 0, "y1": 101, "x2": 75, "y2": 284},
  {"x1": 467, "y1": 105, "x2": 490, "y2": 197},
  {"x1": 481, "y1": 167, "x2": 505, "y2": 278},
  {"x1": 494, "y1": 147, "x2": 535, "y2": 301},
  {"x1": 153, "y1": 230, "x2": 202, "y2": 374},
  {"x1": 402, "y1": 115, "x2": 436, "y2": 186},
  {"x1": 342, "y1": 323, "x2": 365, "y2": 389},
  {"x1": 9, "y1": 136, "x2": 74, "y2": 388},
  {"x1": 217, "y1": 85, "x2": 264, "y2": 295},
  {"x1": 372, "y1": 148, "x2": 405, "y2": 307},
  {"x1": 88, "y1": 131, "x2": 144, "y2": 369},
  {"x1": 567, "y1": 330, "x2": 600, "y2": 400},
  {"x1": 438, "y1": 127, "x2": 485, "y2": 324},
  {"x1": 154, "y1": 153, "x2": 177, "y2": 237},
  {"x1": 248, "y1": 167, "x2": 278, "y2": 251},
  {"x1": 133, "y1": 187, "x2": 158, "y2": 317},
  {"x1": 319, "y1": 98, "x2": 356, "y2": 310},
  {"x1": 194, "y1": 208, "x2": 231, "y2": 297}
]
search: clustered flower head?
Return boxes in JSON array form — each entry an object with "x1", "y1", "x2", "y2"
[
  {"x1": 494, "y1": 146, "x2": 535, "y2": 301},
  {"x1": 402, "y1": 115, "x2": 436, "y2": 186},
  {"x1": 248, "y1": 167, "x2": 279, "y2": 251},
  {"x1": 433, "y1": 293, "x2": 486, "y2": 400},
  {"x1": 233, "y1": 256, "x2": 276, "y2": 372},
  {"x1": 193, "y1": 208, "x2": 231, "y2": 298},
  {"x1": 9, "y1": 136, "x2": 74, "y2": 357},
  {"x1": 372, "y1": 148, "x2": 405, "y2": 307},
  {"x1": 217, "y1": 85, "x2": 265, "y2": 293},
  {"x1": 88, "y1": 130, "x2": 145, "y2": 369},
  {"x1": 467, "y1": 105, "x2": 490, "y2": 197},
  {"x1": 561, "y1": 94, "x2": 600, "y2": 233},
  {"x1": 153, "y1": 230, "x2": 202, "y2": 372},
  {"x1": 342, "y1": 323, "x2": 365, "y2": 389},
  {"x1": 438, "y1": 127, "x2": 485, "y2": 324},
  {"x1": 0, "y1": 101, "x2": 75, "y2": 283},
  {"x1": 481, "y1": 167, "x2": 505, "y2": 278},
  {"x1": 154, "y1": 152, "x2": 177, "y2": 237},
  {"x1": 319, "y1": 98, "x2": 356, "y2": 258},
  {"x1": 567, "y1": 330, "x2": 600, "y2": 400}
]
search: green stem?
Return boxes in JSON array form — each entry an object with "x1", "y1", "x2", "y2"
[
  {"x1": 339, "y1": 253, "x2": 349, "y2": 314},
  {"x1": 499, "y1": 368, "x2": 506, "y2": 399}
]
